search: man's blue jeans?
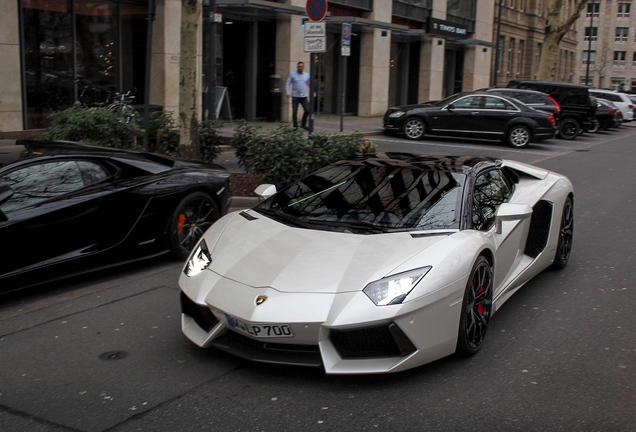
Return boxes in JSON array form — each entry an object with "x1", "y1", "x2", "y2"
[{"x1": 291, "y1": 96, "x2": 309, "y2": 128}]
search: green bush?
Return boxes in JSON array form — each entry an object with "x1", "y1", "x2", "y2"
[
  {"x1": 198, "y1": 119, "x2": 223, "y2": 163},
  {"x1": 42, "y1": 108, "x2": 223, "y2": 163},
  {"x1": 145, "y1": 111, "x2": 179, "y2": 156},
  {"x1": 41, "y1": 107, "x2": 140, "y2": 148},
  {"x1": 230, "y1": 119, "x2": 262, "y2": 172},
  {"x1": 231, "y1": 123, "x2": 375, "y2": 187}
]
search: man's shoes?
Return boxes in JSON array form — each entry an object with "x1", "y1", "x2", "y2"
[{"x1": 301, "y1": 125, "x2": 309, "y2": 130}]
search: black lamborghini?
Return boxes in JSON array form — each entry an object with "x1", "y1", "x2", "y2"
[{"x1": 0, "y1": 140, "x2": 232, "y2": 292}]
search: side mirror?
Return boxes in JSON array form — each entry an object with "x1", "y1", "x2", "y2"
[
  {"x1": 254, "y1": 184, "x2": 277, "y2": 199},
  {"x1": 495, "y1": 203, "x2": 532, "y2": 234}
]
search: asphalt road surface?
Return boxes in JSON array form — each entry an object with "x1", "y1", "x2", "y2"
[{"x1": 1, "y1": 126, "x2": 635, "y2": 432}]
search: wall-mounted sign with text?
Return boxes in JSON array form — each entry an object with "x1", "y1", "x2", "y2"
[{"x1": 427, "y1": 17, "x2": 469, "y2": 39}]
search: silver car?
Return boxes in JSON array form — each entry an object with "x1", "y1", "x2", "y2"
[{"x1": 589, "y1": 90, "x2": 634, "y2": 122}]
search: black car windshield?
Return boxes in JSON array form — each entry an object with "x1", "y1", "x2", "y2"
[{"x1": 255, "y1": 162, "x2": 465, "y2": 233}]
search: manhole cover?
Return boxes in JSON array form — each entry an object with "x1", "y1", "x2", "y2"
[{"x1": 98, "y1": 351, "x2": 128, "y2": 361}]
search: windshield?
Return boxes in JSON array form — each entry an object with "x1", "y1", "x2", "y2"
[{"x1": 255, "y1": 162, "x2": 465, "y2": 233}]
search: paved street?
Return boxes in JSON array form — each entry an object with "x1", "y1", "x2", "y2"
[{"x1": 1, "y1": 125, "x2": 635, "y2": 432}]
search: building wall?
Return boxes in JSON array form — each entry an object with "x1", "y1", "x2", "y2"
[
  {"x1": 0, "y1": 0, "x2": 507, "y2": 132},
  {"x1": 0, "y1": 0, "x2": 22, "y2": 132},
  {"x1": 576, "y1": 0, "x2": 636, "y2": 90},
  {"x1": 492, "y1": 1, "x2": 578, "y2": 87}
]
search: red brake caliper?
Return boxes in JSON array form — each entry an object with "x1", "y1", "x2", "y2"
[
  {"x1": 177, "y1": 214, "x2": 186, "y2": 235},
  {"x1": 477, "y1": 286, "x2": 484, "y2": 315}
]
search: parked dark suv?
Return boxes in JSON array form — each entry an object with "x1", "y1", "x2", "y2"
[{"x1": 507, "y1": 81, "x2": 596, "y2": 140}]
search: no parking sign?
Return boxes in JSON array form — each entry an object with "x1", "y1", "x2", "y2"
[{"x1": 306, "y1": 0, "x2": 328, "y2": 22}]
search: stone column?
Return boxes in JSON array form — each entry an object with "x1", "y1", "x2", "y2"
[
  {"x1": 151, "y1": 0, "x2": 199, "y2": 120},
  {"x1": 0, "y1": 0, "x2": 23, "y2": 132},
  {"x1": 358, "y1": 29, "x2": 391, "y2": 117},
  {"x1": 419, "y1": 39, "x2": 446, "y2": 102},
  {"x1": 463, "y1": 0, "x2": 494, "y2": 90},
  {"x1": 358, "y1": 1, "x2": 392, "y2": 117}
]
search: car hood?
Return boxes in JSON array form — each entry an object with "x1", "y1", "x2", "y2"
[{"x1": 207, "y1": 210, "x2": 447, "y2": 294}]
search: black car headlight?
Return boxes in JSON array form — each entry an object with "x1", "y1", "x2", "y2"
[
  {"x1": 363, "y1": 267, "x2": 431, "y2": 306},
  {"x1": 184, "y1": 239, "x2": 211, "y2": 277},
  {"x1": 388, "y1": 110, "x2": 406, "y2": 118}
]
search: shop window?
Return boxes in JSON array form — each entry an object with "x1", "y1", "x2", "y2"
[{"x1": 20, "y1": 0, "x2": 148, "y2": 129}]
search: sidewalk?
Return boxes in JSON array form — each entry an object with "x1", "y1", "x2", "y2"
[{"x1": 217, "y1": 114, "x2": 385, "y2": 140}]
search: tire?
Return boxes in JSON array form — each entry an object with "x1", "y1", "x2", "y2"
[
  {"x1": 558, "y1": 118, "x2": 580, "y2": 140},
  {"x1": 550, "y1": 195, "x2": 574, "y2": 270},
  {"x1": 402, "y1": 118, "x2": 426, "y2": 140},
  {"x1": 588, "y1": 118, "x2": 600, "y2": 133},
  {"x1": 168, "y1": 192, "x2": 220, "y2": 261},
  {"x1": 456, "y1": 256, "x2": 493, "y2": 356},
  {"x1": 506, "y1": 125, "x2": 531, "y2": 148}
]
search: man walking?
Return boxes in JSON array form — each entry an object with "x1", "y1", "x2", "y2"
[{"x1": 285, "y1": 61, "x2": 311, "y2": 130}]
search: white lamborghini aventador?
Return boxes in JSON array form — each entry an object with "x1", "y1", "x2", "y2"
[{"x1": 179, "y1": 153, "x2": 574, "y2": 374}]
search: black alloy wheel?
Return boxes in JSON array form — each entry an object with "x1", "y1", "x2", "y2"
[
  {"x1": 456, "y1": 256, "x2": 493, "y2": 356},
  {"x1": 551, "y1": 195, "x2": 574, "y2": 270},
  {"x1": 558, "y1": 118, "x2": 580, "y2": 140},
  {"x1": 169, "y1": 192, "x2": 220, "y2": 260},
  {"x1": 506, "y1": 125, "x2": 531, "y2": 148},
  {"x1": 403, "y1": 118, "x2": 426, "y2": 140}
]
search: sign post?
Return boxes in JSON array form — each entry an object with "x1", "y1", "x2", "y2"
[
  {"x1": 304, "y1": 0, "x2": 327, "y2": 134},
  {"x1": 339, "y1": 23, "x2": 351, "y2": 132}
]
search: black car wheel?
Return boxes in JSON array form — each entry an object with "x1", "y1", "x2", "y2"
[
  {"x1": 588, "y1": 118, "x2": 600, "y2": 133},
  {"x1": 551, "y1": 195, "x2": 574, "y2": 270},
  {"x1": 558, "y1": 118, "x2": 580, "y2": 140},
  {"x1": 403, "y1": 118, "x2": 426, "y2": 140},
  {"x1": 506, "y1": 125, "x2": 531, "y2": 148},
  {"x1": 169, "y1": 191, "x2": 220, "y2": 260},
  {"x1": 456, "y1": 256, "x2": 493, "y2": 356}
]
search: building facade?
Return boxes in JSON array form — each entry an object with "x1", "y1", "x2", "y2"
[
  {"x1": 576, "y1": 0, "x2": 636, "y2": 90},
  {"x1": 2, "y1": 0, "x2": 497, "y2": 133},
  {"x1": 491, "y1": 0, "x2": 579, "y2": 88}
]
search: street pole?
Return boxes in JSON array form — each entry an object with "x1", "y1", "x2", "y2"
[
  {"x1": 585, "y1": 0, "x2": 595, "y2": 86},
  {"x1": 207, "y1": 0, "x2": 217, "y2": 120},
  {"x1": 142, "y1": 0, "x2": 156, "y2": 149},
  {"x1": 492, "y1": 0, "x2": 503, "y2": 87},
  {"x1": 309, "y1": 53, "x2": 315, "y2": 134}
]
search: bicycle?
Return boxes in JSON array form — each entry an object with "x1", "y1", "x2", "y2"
[{"x1": 107, "y1": 88, "x2": 139, "y2": 124}]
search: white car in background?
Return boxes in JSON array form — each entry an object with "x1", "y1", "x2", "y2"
[
  {"x1": 179, "y1": 153, "x2": 574, "y2": 374},
  {"x1": 589, "y1": 89, "x2": 634, "y2": 122}
]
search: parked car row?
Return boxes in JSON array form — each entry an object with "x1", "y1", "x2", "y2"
[{"x1": 383, "y1": 80, "x2": 631, "y2": 147}]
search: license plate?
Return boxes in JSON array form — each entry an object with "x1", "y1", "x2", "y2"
[{"x1": 225, "y1": 314, "x2": 294, "y2": 338}]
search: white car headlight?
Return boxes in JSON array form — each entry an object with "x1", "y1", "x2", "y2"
[
  {"x1": 184, "y1": 239, "x2": 211, "y2": 277},
  {"x1": 363, "y1": 267, "x2": 431, "y2": 306},
  {"x1": 388, "y1": 110, "x2": 405, "y2": 118}
]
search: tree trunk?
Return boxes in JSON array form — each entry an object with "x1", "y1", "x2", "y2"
[
  {"x1": 179, "y1": 0, "x2": 200, "y2": 158},
  {"x1": 537, "y1": 31, "x2": 561, "y2": 81},
  {"x1": 537, "y1": 0, "x2": 588, "y2": 81}
]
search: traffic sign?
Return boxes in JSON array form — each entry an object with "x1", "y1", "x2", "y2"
[
  {"x1": 306, "y1": 0, "x2": 328, "y2": 22},
  {"x1": 341, "y1": 23, "x2": 351, "y2": 56},
  {"x1": 305, "y1": 21, "x2": 326, "y2": 52}
]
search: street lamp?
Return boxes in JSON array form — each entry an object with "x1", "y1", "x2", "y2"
[{"x1": 584, "y1": 0, "x2": 595, "y2": 86}]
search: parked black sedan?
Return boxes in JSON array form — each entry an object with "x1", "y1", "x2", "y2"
[
  {"x1": 383, "y1": 92, "x2": 556, "y2": 148},
  {"x1": 0, "y1": 140, "x2": 232, "y2": 292},
  {"x1": 588, "y1": 98, "x2": 622, "y2": 132}
]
